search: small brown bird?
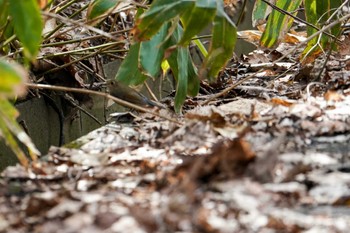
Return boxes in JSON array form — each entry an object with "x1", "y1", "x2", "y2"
[{"x1": 106, "y1": 79, "x2": 164, "y2": 108}]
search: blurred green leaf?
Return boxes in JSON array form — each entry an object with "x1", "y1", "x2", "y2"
[
  {"x1": 193, "y1": 38, "x2": 208, "y2": 57},
  {"x1": 329, "y1": 0, "x2": 342, "y2": 39},
  {"x1": 0, "y1": 0, "x2": 8, "y2": 29},
  {"x1": 260, "y1": 0, "x2": 301, "y2": 48},
  {"x1": 135, "y1": 0, "x2": 195, "y2": 41},
  {"x1": 8, "y1": 0, "x2": 43, "y2": 60},
  {"x1": 140, "y1": 23, "x2": 170, "y2": 77},
  {"x1": 0, "y1": 107, "x2": 29, "y2": 168},
  {"x1": 0, "y1": 100, "x2": 40, "y2": 166},
  {"x1": 174, "y1": 47, "x2": 188, "y2": 113},
  {"x1": 0, "y1": 60, "x2": 40, "y2": 166},
  {"x1": 0, "y1": 59, "x2": 27, "y2": 97},
  {"x1": 124, "y1": 0, "x2": 236, "y2": 111},
  {"x1": 115, "y1": 42, "x2": 148, "y2": 85},
  {"x1": 87, "y1": 0, "x2": 122, "y2": 25},
  {"x1": 186, "y1": 54, "x2": 199, "y2": 97},
  {"x1": 179, "y1": 0, "x2": 216, "y2": 45},
  {"x1": 252, "y1": 0, "x2": 271, "y2": 27},
  {"x1": 0, "y1": 0, "x2": 13, "y2": 54},
  {"x1": 302, "y1": 0, "x2": 342, "y2": 59},
  {"x1": 167, "y1": 25, "x2": 198, "y2": 113},
  {"x1": 201, "y1": 3, "x2": 237, "y2": 81}
]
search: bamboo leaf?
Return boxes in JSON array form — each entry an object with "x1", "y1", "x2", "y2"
[
  {"x1": 302, "y1": 0, "x2": 342, "y2": 60},
  {"x1": 252, "y1": 0, "x2": 271, "y2": 27},
  {"x1": 115, "y1": 42, "x2": 148, "y2": 85},
  {"x1": 134, "y1": 0, "x2": 195, "y2": 41},
  {"x1": 87, "y1": 0, "x2": 122, "y2": 25},
  {"x1": 0, "y1": 59, "x2": 27, "y2": 98},
  {"x1": 201, "y1": 3, "x2": 237, "y2": 81},
  {"x1": 139, "y1": 23, "x2": 170, "y2": 77},
  {"x1": 179, "y1": 0, "x2": 216, "y2": 45},
  {"x1": 8, "y1": 0, "x2": 43, "y2": 60},
  {"x1": 260, "y1": 0, "x2": 302, "y2": 48}
]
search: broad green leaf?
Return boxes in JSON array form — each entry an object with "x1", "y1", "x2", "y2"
[
  {"x1": 134, "y1": 0, "x2": 195, "y2": 41},
  {"x1": 117, "y1": 16, "x2": 199, "y2": 113},
  {"x1": 302, "y1": 0, "x2": 323, "y2": 58},
  {"x1": 8, "y1": 0, "x2": 43, "y2": 60},
  {"x1": 201, "y1": 4, "x2": 237, "y2": 81},
  {"x1": 260, "y1": 0, "x2": 302, "y2": 48},
  {"x1": 302, "y1": 0, "x2": 342, "y2": 60},
  {"x1": 252, "y1": 0, "x2": 271, "y2": 27},
  {"x1": 174, "y1": 47, "x2": 188, "y2": 113},
  {"x1": 166, "y1": 25, "x2": 183, "y2": 80},
  {"x1": 179, "y1": 0, "x2": 216, "y2": 45},
  {"x1": 0, "y1": 59, "x2": 27, "y2": 98},
  {"x1": 186, "y1": 54, "x2": 199, "y2": 97},
  {"x1": 167, "y1": 25, "x2": 198, "y2": 112},
  {"x1": 168, "y1": 44, "x2": 199, "y2": 98},
  {"x1": 329, "y1": 0, "x2": 342, "y2": 39},
  {"x1": 115, "y1": 42, "x2": 148, "y2": 85},
  {"x1": 87, "y1": 0, "x2": 121, "y2": 25},
  {"x1": 139, "y1": 23, "x2": 170, "y2": 77}
]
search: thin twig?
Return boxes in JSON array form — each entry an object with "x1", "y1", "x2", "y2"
[
  {"x1": 39, "y1": 44, "x2": 117, "y2": 75},
  {"x1": 43, "y1": 4, "x2": 89, "y2": 40},
  {"x1": 42, "y1": 29, "x2": 130, "y2": 47},
  {"x1": 63, "y1": 93, "x2": 103, "y2": 125},
  {"x1": 144, "y1": 82, "x2": 159, "y2": 102},
  {"x1": 38, "y1": 41, "x2": 126, "y2": 59},
  {"x1": 42, "y1": 12, "x2": 121, "y2": 41},
  {"x1": 25, "y1": 83, "x2": 182, "y2": 125}
]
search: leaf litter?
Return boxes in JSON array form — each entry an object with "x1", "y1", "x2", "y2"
[
  {"x1": 1, "y1": 75, "x2": 349, "y2": 232},
  {"x1": 1, "y1": 2, "x2": 350, "y2": 233}
]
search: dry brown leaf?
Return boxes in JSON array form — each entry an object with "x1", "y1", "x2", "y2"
[{"x1": 324, "y1": 90, "x2": 344, "y2": 102}]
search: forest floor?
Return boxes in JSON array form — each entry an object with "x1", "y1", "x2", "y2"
[
  {"x1": 1, "y1": 40, "x2": 350, "y2": 232},
  {"x1": 1, "y1": 0, "x2": 350, "y2": 231}
]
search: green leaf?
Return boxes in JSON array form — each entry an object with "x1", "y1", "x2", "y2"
[
  {"x1": 0, "y1": 100, "x2": 40, "y2": 166},
  {"x1": 174, "y1": 47, "x2": 188, "y2": 113},
  {"x1": 8, "y1": 0, "x2": 43, "y2": 60},
  {"x1": 87, "y1": 0, "x2": 121, "y2": 25},
  {"x1": 186, "y1": 55, "x2": 199, "y2": 97},
  {"x1": 260, "y1": 0, "x2": 302, "y2": 48},
  {"x1": 0, "y1": 111, "x2": 29, "y2": 167},
  {"x1": 135, "y1": 0, "x2": 195, "y2": 41},
  {"x1": 179, "y1": 0, "x2": 216, "y2": 45},
  {"x1": 302, "y1": 0, "x2": 342, "y2": 59},
  {"x1": 329, "y1": 0, "x2": 342, "y2": 39},
  {"x1": 167, "y1": 25, "x2": 198, "y2": 113},
  {"x1": 139, "y1": 23, "x2": 170, "y2": 77},
  {"x1": 201, "y1": 4, "x2": 237, "y2": 81},
  {"x1": 115, "y1": 42, "x2": 148, "y2": 85},
  {"x1": 193, "y1": 38, "x2": 208, "y2": 57},
  {"x1": 252, "y1": 0, "x2": 271, "y2": 27},
  {"x1": 0, "y1": 59, "x2": 27, "y2": 98},
  {"x1": 0, "y1": 59, "x2": 40, "y2": 165},
  {"x1": 0, "y1": 0, "x2": 9, "y2": 29}
]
